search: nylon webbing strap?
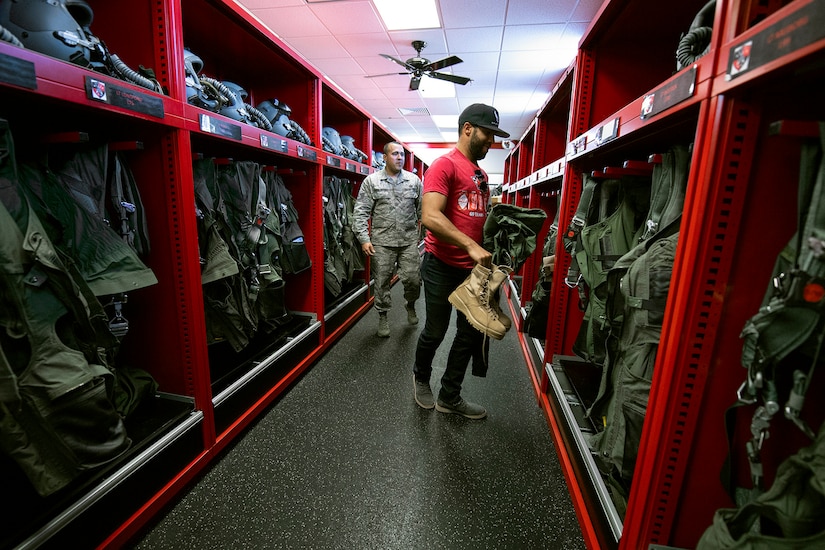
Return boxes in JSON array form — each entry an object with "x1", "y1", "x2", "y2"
[
  {"x1": 564, "y1": 174, "x2": 599, "y2": 289},
  {"x1": 640, "y1": 151, "x2": 675, "y2": 242},
  {"x1": 658, "y1": 145, "x2": 690, "y2": 231}
]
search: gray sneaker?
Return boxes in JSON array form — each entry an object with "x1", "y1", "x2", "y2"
[
  {"x1": 435, "y1": 397, "x2": 487, "y2": 419},
  {"x1": 413, "y1": 375, "x2": 434, "y2": 409},
  {"x1": 377, "y1": 312, "x2": 390, "y2": 338}
]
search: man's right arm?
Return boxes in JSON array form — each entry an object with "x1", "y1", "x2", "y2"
[
  {"x1": 352, "y1": 178, "x2": 374, "y2": 248},
  {"x1": 421, "y1": 192, "x2": 491, "y2": 267}
]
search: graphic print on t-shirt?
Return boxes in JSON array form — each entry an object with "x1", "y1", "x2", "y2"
[{"x1": 457, "y1": 189, "x2": 488, "y2": 217}]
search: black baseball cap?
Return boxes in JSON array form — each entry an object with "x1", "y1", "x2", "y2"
[{"x1": 459, "y1": 103, "x2": 510, "y2": 138}]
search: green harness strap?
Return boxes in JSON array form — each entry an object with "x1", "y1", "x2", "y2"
[{"x1": 723, "y1": 122, "x2": 825, "y2": 498}]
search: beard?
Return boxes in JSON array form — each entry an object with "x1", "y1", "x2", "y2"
[{"x1": 468, "y1": 128, "x2": 490, "y2": 161}]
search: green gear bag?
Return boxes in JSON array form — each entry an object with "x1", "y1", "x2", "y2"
[
  {"x1": 697, "y1": 420, "x2": 825, "y2": 549},
  {"x1": 482, "y1": 203, "x2": 547, "y2": 270}
]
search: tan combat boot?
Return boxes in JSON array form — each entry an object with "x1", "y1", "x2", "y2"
[
  {"x1": 487, "y1": 265, "x2": 513, "y2": 332},
  {"x1": 448, "y1": 264, "x2": 507, "y2": 340}
]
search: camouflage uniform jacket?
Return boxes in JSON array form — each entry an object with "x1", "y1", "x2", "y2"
[{"x1": 353, "y1": 168, "x2": 422, "y2": 247}]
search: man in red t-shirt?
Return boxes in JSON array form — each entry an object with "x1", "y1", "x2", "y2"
[{"x1": 412, "y1": 103, "x2": 510, "y2": 419}]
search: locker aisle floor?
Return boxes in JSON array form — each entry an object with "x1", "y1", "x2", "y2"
[{"x1": 128, "y1": 282, "x2": 585, "y2": 549}]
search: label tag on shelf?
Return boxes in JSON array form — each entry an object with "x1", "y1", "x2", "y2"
[
  {"x1": 359, "y1": 166, "x2": 370, "y2": 175},
  {"x1": 261, "y1": 134, "x2": 288, "y2": 153},
  {"x1": 198, "y1": 113, "x2": 241, "y2": 140},
  {"x1": 640, "y1": 65, "x2": 696, "y2": 120},
  {"x1": 726, "y1": 0, "x2": 825, "y2": 81},
  {"x1": 297, "y1": 145, "x2": 317, "y2": 161},
  {"x1": 595, "y1": 117, "x2": 619, "y2": 144},
  {"x1": 0, "y1": 53, "x2": 36, "y2": 90},
  {"x1": 345, "y1": 162, "x2": 357, "y2": 172},
  {"x1": 86, "y1": 77, "x2": 164, "y2": 118},
  {"x1": 571, "y1": 134, "x2": 587, "y2": 155},
  {"x1": 326, "y1": 155, "x2": 341, "y2": 168}
]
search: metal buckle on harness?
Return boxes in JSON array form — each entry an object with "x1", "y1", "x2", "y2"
[
  {"x1": 105, "y1": 294, "x2": 130, "y2": 341},
  {"x1": 784, "y1": 369, "x2": 816, "y2": 439},
  {"x1": 565, "y1": 271, "x2": 582, "y2": 289},
  {"x1": 563, "y1": 216, "x2": 585, "y2": 254}
]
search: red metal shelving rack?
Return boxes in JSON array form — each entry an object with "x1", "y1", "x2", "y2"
[{"x1": 503, "y1": 0, "x2": 825, "y2": 548}]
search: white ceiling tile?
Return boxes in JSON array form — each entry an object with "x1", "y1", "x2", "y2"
[
  {"x1": 332, "y1": 74, "x2": 380, "y2": 90},
  {"x1": 242, "y1": 0, "x2": 303, "y2": 8},
  {"x1": 252, "y1": 6, "x2": 329, "y2": 38},
  {"x1": 562, "y1": 21, "x2": 591, "y2": 49},
  {"x1": 540, "y1": 67, "x2": 568, "y2": 88},
  {"x1": 505, "y1": 0, "x2": 577, "y2": 25},
  {"x1": 445, "y1": 51, "x2": 501, "y2": 74},
  {"x1": 495, "y1": 69, "x2": 543, "y2": 91},
  {"x1": 309, "y1": 1, "x2": 384, "y2": 35},
  {"x1": 572, "y1": 0, "x2": 607, "y2": 22},
  {"x1": 445, "y1": 27, "x2": 504, "y2": 53},
  {"x1": 421, "y1": 97, "x2": 461, "y2": 115},
  {"x1": 440, "y1": 0, "x2": 507, "y2": 28},
  {"x1": 462, "y1": 70, "x2": 498, "y2": 88},
  {"x1": 337, "y1": 32, "x2": 397, "y2": 58},
  {"x1": 389, "y1": 30, "x2": 448, "y2": 56},
  {"x1": 284, "y1": 35, "x2": 348, "y2": 59},
  {"x1": 314, "y1": 57, "x2": 365, "y2": 76},
  {"x1": 331, "y1": 80, "x2": 386, "y2": 98},
  {"x1": 501, "y1": 23, "x2": 567, "y2": 51},
  {"x1": 499, "y1": 50, "x2": 567, "y2": 72}
]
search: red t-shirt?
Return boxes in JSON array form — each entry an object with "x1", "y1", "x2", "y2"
[{"x1": 423, "y1": 148, "x2": 490, "y2": 269}]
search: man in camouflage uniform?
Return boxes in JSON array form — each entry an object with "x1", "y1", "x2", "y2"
[{"x1": 353, "y1": 141, "x2": 423, "y2": 337}]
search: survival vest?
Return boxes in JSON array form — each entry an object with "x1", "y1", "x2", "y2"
[
  {"x1": 564, "y1": 173, "x2": 652, "y2": 366},
  {"x1": 580, "y1": 145, "x2": 690, "y2": 513}
]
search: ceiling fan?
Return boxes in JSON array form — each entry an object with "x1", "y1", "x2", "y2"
[{"x1": 366, "y1": 40, "x2": 472, "y2": 91}]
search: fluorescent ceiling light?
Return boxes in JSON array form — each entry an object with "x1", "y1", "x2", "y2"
[
  {"x1": 418, "y1": 76, "x2": 455, "y2": 98},
  {"x1": 373, "y1": 0, "x2": 440, "y2": 31}
]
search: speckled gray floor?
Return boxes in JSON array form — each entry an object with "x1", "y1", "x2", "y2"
[{"x1": 128, "y1": 283, "x2": 585, "y2": 549}]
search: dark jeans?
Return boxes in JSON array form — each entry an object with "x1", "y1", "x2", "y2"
[{"x1": 414, "y1": 252, "x2": 487, "y2": 404}]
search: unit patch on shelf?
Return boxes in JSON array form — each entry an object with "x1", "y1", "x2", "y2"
[
  {"x1": 199, "y1": 113, "x2": 241, "y2": 140},
  {"x1": 640, "y1": 65, "x2": 696, "y2": 120},
  {"x1": 261, "y1": 134, "x2": 288, "y2": 153},
  {"x1": 0, "y1": 53, "x2": 36, "y2": 90},
  {"x1": 86, "y1": 77, "x2": 164, "y2": 118},
  {"x1": 726, "y1": 0, "x2": 825, "y2": 80}
]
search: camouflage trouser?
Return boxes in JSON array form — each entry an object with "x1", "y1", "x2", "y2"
[{"x1": 371, "y1": 242, "x2": 420, "y2": 312}]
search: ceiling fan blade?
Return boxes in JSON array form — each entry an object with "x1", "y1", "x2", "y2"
[
  {"x1": 409, "y1": 75, "x2": 422, "y2": 91},
  {"x1": 364, "y1": 72, "x2": 408, "y2": 79},
  {"x1": 380, "y1": 53, "x2": 414, "y2": 70},
  {"x1": 427, "y1": 72, "x2": 472, "y2": 85},
  {"x1": 422, "y1": 55, "x2": 463, "y2": 72}
]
